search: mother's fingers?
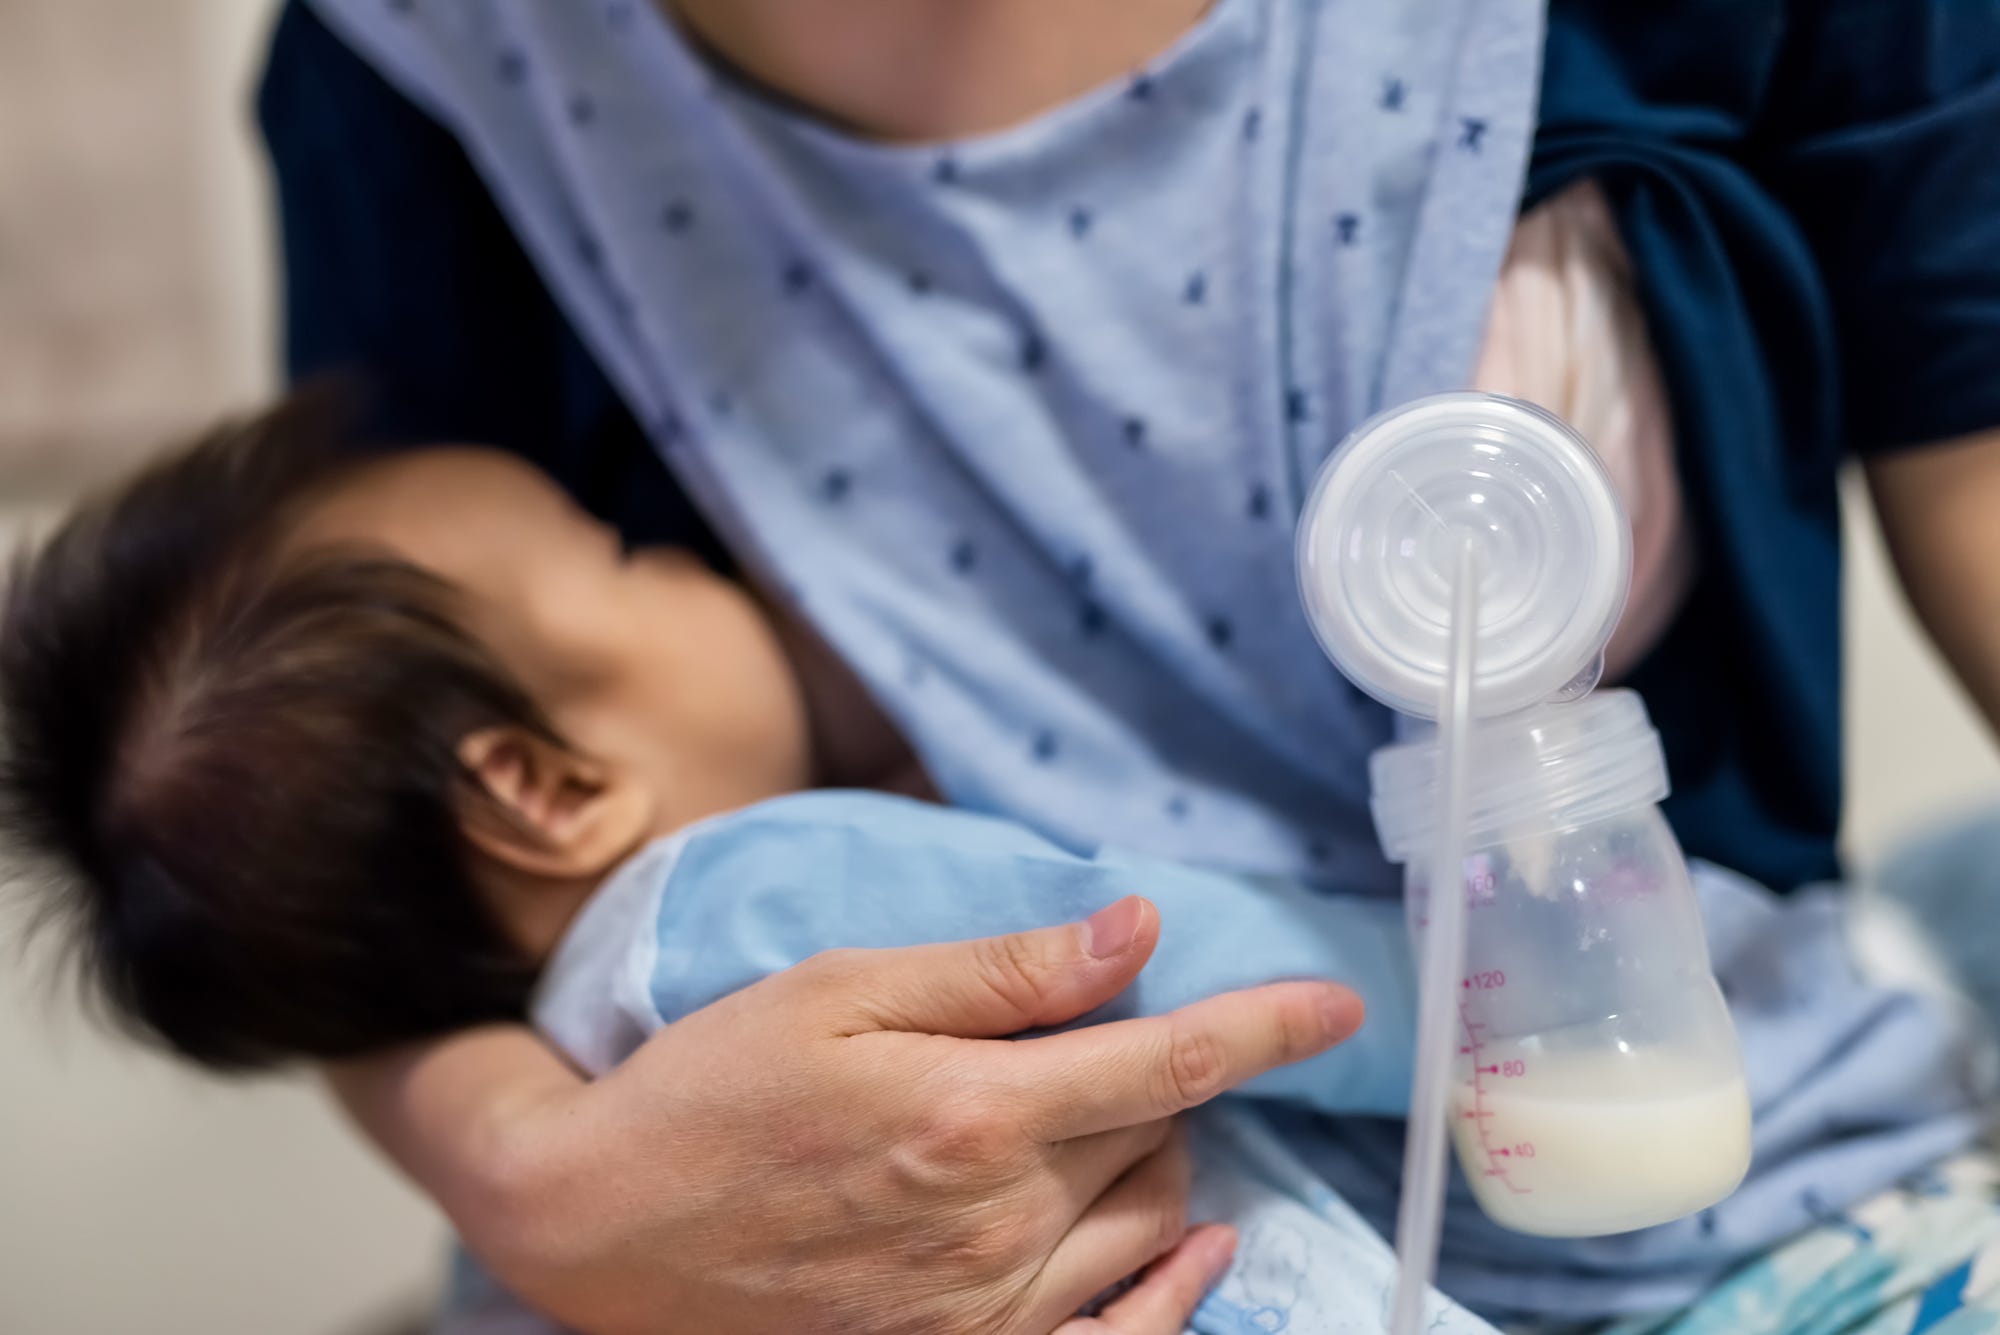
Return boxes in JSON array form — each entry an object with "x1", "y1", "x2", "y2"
[
  {"x1": 802, "y1": 897, "x2": 1163, "y2": 1039},
  {"x1": 1013, "y1": 980, "x2": 1364, "y2": 1141},
  {"x1": 1025, "y1": 1130, "x2": 1195, "y2": 1332},
  {"x1": 1045, "y1": 1118, "x2": 1176, "y2": 1224},
  {"x1": 1055, "y1": 1225, "x2": 1238, "y2": 1335}
]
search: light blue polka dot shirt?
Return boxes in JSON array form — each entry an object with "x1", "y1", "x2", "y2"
[{"x1": 307, "y1": 0, "x2": 1545, "y2": 894}]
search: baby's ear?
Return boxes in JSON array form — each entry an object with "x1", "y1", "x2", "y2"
[{"x1": 456, "y1": 727, "x2": 650, "y2": 881}]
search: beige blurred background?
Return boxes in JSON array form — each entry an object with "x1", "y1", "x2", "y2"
[
  {"x1": 0, "y1": 4, "x2": 446, "y2": 1334},
  {"x1": 0, "y1": 3, "x2": 1995, "y2": 1333}
]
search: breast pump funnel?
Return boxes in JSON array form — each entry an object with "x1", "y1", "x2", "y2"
[
  {"x1": 1297, "y1": 393, "x2": 1630, "y2": 721},
  {"x1": 1297, "y1": 394, "x2": 1750, "y2": 1244}
]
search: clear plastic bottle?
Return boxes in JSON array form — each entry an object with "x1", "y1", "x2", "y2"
[
  {"x1": 1297, "y1": 393, "x2": 1751, "y2": 1238},
  {"x1": 1371, "y1": 693, "x2": 1750, "y2": 1235}
]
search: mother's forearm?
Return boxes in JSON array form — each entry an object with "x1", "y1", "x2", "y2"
[
  {"x1": 1867, "y1": 428, "x2": 2000, "y2": 733},
  {"x1": 324, "y1": 1025, "x2": 584, "y2": 1249}
]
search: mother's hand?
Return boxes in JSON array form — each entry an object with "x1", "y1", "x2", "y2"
[{"x1": 342, "y1": 897, "x2": 1362, "y2": 1333}]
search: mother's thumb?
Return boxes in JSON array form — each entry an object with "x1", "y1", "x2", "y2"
[{"x1": 816, "y1": 896, "x2": 1160, "y2": 1039}]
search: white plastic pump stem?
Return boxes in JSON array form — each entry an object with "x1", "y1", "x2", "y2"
[{"x1": 1388, "y1": 536, "x2": 1478, "y2": 1335}]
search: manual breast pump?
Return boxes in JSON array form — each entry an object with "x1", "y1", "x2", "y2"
[{"x1": 1295, "y1": 394, "x2": 1752, "y2": 1326}]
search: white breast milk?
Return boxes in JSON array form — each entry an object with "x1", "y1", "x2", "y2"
[{"x1": 1448, "y1": 1046, "x2": 1752, "y2": 1237}]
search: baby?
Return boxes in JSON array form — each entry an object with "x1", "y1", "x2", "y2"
[
  {"x1": 1, "y1": 393, "x2": 1458, "y2": 1333},
  {"x1": 0, "y1": 390, "x2": 1406, "y2": 1072}
]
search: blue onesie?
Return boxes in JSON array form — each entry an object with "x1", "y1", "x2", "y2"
[{"x1": 533, "y1": 791, "x2": 1416, "y2": 1109}]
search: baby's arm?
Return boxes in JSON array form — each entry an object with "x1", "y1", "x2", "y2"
[{"x1": 640, "y1": 792, "x2": 1416, "y2": 1115}]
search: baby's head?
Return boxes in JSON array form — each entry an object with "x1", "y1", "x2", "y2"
[{"x1": 0, "y1": 392, "x2": 810, "y2": 1069}]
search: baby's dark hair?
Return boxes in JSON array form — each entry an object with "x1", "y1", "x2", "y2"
[{"x1": 0, "y1": 391, "x2": 547, "y2": 1070}]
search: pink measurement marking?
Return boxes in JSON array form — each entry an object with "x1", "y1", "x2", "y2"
[
  {"x1": 1458, "y1": 1001, "x2": 1532, "y2": 1196},
  {"x1": 1595, "y1": 862, "x2": 1660, "y2": 904},
  {"x1": 1465, "y1": 858, "x2": 1498, "y2": 907}
]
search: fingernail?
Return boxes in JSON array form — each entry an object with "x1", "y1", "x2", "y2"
[
  {"x1": 1195, "y1": 1224, "x2": 1238, "y2": 1278},
  {"x1": 1082, "y1": 895, "x2": 1143, "y2": 958},
  {"x1": 1320, "y1": 990, "x2": 1360, "y2": 1042}
]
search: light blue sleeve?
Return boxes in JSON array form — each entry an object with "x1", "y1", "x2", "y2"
[{"x1": 645, "y1": 791, "x2": 1416, "y2": 1115}]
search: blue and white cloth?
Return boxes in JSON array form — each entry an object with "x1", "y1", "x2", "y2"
[
  {"x1": 435, "y1": 792, "x2": 1992, "y2": 1331},
  {"x1": 1592, "y1": 1155, "x2": 2000, "y2": 1335}
]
